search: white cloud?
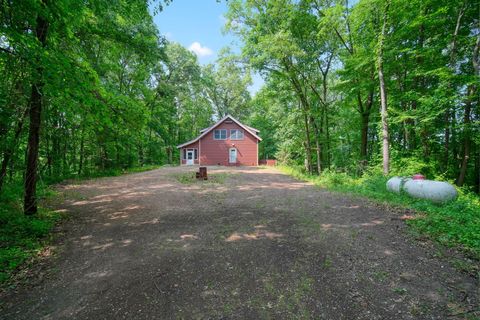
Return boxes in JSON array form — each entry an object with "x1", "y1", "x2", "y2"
[{"x1": 188, "y1": 42, "x2": 213, "y2": 57}]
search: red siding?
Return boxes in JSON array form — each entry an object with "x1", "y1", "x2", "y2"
[
  {"x1": 199, "y1": 120, "x2": 258, "y2": 166},
  {"x1": 180, "y1": 141, "x2": 199, "y2": 165}
]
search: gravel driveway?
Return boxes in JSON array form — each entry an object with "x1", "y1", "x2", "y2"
[{"x1": 1, "y1": 166, "x2": 478, "y2": 319}]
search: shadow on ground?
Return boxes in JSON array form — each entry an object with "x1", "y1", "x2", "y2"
[{"x1": 0, "y1": 166, "x2": 478, "y2": 319}]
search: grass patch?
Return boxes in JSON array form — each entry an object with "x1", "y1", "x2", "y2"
[
  {"x1": 393, "y1": 287, "x2": 408, "y2": 295},
  {"x1": 254, "y1": 273, "x2": 314, "y2": 319},
  {"x1": 279, "y1": 165, "x2": 480, "y2": 259},
  {"x1": 44, "y1": 164, "x2": 164, "y2": 184},
  {"x1": 171, "y1": 172, "x2": 231, "y2": 185},
  {"x1": 0, "y1": 183, "x2": 64, "y2": 284}
]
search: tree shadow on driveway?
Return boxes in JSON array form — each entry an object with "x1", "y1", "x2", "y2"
[{"x1": 1, "y1": 166, "x2": 478, "y2": 319}]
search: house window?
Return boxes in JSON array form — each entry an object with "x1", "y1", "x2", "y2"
[
  {"x1": 230, "y1": 129, "x2": 244, "y2": 140},
  {"x1": 214, "y1": 129, "x2": 227, "y2": 140},
  {"x1": 183, "y1": 148, "x2": 198, "y2": 160}
]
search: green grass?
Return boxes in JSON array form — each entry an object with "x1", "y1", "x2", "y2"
[
  {"x1": 0, "y1": 183, "x2": 62, "y2": 284},
  {"x1": 41, "y1": 164, "x2": 165, "y2": 185},
  {"x1": 279, "y1": 165, "x2": 480, "y2": 260},
  {"x1": 171, "y1": 172, "x2": 231, "y2": 184},
  {"x1": 0, "y1": 164, "x2": 164, "y2": 285}
]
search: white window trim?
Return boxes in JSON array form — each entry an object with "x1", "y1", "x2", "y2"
[
  {"x1": 184, "y1": 148, "x2": 198, "y2": 160},
  {"x1": 213, "y1": 129, "x2": 227, "y2": 140},
  {"x1": 230, "y1": 129, "x2": 244, "y2": 140}
]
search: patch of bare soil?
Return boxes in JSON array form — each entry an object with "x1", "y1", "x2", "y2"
[{"x1": 0, "y1": 166, "x2": 478, "y2": 319}]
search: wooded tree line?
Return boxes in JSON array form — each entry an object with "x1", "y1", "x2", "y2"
[
  {"x1": 1, "y1": 0, "x2": 479, "y2": 216},
  {"x1": 0, "y1": 0, "x2": 251, "y2": 214},
  {"x1": 226, "y1": 0, "x2": 480, "y2": 193}
]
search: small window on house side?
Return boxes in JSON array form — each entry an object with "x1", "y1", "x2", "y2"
[
  {"x1": 183, "y1": 149, "x2": 187, "y2": 160},
  {"x1": 214, "y1": 129, "x2": 227, "y2": 140},
  {"x1": 194, "y1": 149, "x2": 198, "y2": 159},
  {"x1": 230, "y1": 129, "x2": 244, "y2": 140}
]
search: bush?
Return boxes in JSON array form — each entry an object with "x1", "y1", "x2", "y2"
[
  {"x1": 389, "y1": 151, "x2": 440, "y2": 179},
  {"x1": 0, "y1": 184, "x2": 63, "y2": 283},
  {"x1": 316, "y1": 169, "x2": 354, "y2": 187}
]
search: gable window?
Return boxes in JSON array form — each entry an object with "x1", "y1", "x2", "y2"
[
  {"x1": 214, "y1": 129, "x2": 227, "y2": 140},
  {"x1": 230, "y1": 129, "x2": 244, "y2": 140}
]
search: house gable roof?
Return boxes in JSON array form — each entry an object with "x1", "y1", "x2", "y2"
[
  {"x1": 200, "y1": 124, "x2": 260, "y2": 134},
  {"x1": 177, "y1": 115, "x2": 262, "y2": 148}
]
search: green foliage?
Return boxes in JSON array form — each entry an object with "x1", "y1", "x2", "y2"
[
  {"x1": 0, "y1": 0, "x2": 220, "y2": 206},
  {"x1": 0, "y1": 184, "x2": 62, "y2": 283},
  {"x1": 389, "y1": 152, "x2": 440, "y2": 180},
  {"x1": 280, "y1": 166, "x2": 480, "y2": 259},
  {"x1": 203, "y1": 47, "x2": 252, "y2": 120},
  {"x1": 231, "y1": 0, "x2": 480, "y2": 190}
]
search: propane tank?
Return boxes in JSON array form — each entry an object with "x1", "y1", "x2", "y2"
[
  {"x1": 403, "y1": 179, "x2": 458, "y2": 203},
  {"x1": 386, "y1": 174, "x2": 457, "y2": 203},
  {"x1": 386, "y1": 176, "x2": 411, "y2": 193}
]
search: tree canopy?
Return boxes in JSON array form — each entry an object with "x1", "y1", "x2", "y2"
[
  {"x1": 0, "y1": 0, "x2": 479, "y2": 216},
  {"x1": 227, "y1": 0, "x2": 479, "y2": 191},
  {"x1": 0, "y1": 0, "x2": 253, "y2": 213}
]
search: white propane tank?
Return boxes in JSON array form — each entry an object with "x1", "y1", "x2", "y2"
[
  {"x1": 403, "y1": 179, "x2": 458, "y2": 203},
  {"x1": 386, "y1": 177, "x2": 411, "y2": 193}
]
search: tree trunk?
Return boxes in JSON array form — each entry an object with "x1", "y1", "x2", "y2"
[
  {"x1": 377, "y1": 0, "x2": 391, "y2": 176},
  {"x1": 285, "y1": 63, "x2": 314, "y2": 174},
  {"x1": 321, "y1": 70, "x2": 330, "y2": 169},
  {"x1": 78, "y1": 124, "x2": 85, "y2": 176},
  {"x1": 62, "y1": 127, "x2": 68, "y2": 175},
  {"x1": 379, "y1": 69, "x2": 389, "y2": 176},
  {"x1": 357, "y1": 86, "x2": 373, "y2": 168},
  {"x1": 24, "y1": 9, "x2": 49, "y2": 215},
  {"x1": 445, "y1": 3, "x2": 466, "y2": 170},
  {"x1": 303, "y1": 112, "x2": 313, "y2": 173},
  {"x1": 444, "y1": 110, "x2": 450, "y2": 169},
  {"x1": 52, "y1": 117, "x2": 60, "y2": 177},
  {"x1": 474, "y1": 145, "x2": 479, "y2": 194},
  {"x1": 360, "y1": 112, "x2": 369, "y2": 163},
  {"x1": 324, "y1": 101, "x2": 330, "y2": 169},
  {"x1": 456, "y1": 87, "x2": 473, "y2": 186},
  {"x1": 310, "y1": 116, "x2": 322, "y2": 174}
]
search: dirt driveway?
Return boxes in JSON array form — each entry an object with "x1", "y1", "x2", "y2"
[{"x1": 1, "y1": 166, "x2": 478, "y2": 319}]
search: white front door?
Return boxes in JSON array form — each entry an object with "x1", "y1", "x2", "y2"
[
  {"x1": 229, "y1": 148, "x2": 237, "y2": 164},
  {"x1": 186, "y1": 150, "x2": 194, "y2": 165}
]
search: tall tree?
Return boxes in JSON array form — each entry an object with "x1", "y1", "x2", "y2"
[
  {"x1": 376, "y1": 0, "x2": 391, "y2": 175},
  {"x1": 204, "y1": 48, "x2": 252, "y2": 120},
  {"x1": 23, "y1": 1, "x2": 50, "y2": 214}
]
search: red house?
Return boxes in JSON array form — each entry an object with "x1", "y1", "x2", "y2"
[{"x1": 177, "y1": 115, "x2": 262, "y2": 166}]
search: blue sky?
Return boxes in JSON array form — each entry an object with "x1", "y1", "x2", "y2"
[{"x1": 152, "y1": 0, "x2": 264, "y2": 94}]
